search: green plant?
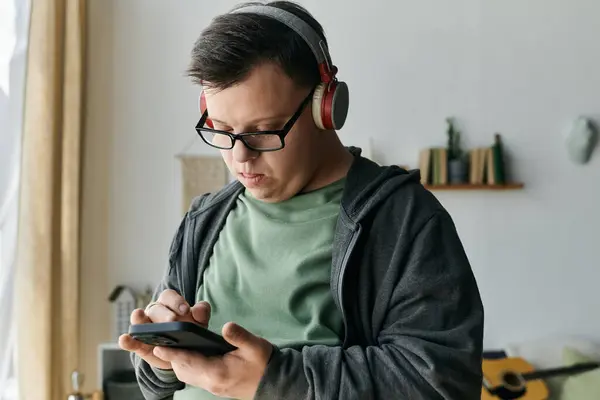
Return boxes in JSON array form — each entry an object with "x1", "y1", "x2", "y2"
[{"x1": 446, "y1": 117, "x2": 463, "y2": 160}]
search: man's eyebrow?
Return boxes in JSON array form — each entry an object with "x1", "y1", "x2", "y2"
[
  {"x1": 208, "y1": 114, "x2": 290, "y2": 127},
  {"x1": 208, "y1": 117, "x2": 230, "y2": 126}
]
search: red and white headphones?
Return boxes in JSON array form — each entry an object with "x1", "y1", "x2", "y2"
[{"x1": 199, "y1": 5, "x2": 349, "y2": 131}]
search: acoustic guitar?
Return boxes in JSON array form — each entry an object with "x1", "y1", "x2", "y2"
[{"x1": 481, "y1": 356, "x2": 599, "y2": 400}]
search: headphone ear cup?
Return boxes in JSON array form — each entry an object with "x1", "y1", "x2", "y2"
[
  {"x1": 325, "y1": 80, "x2": 349, "y2": 130},
  {"x1": 199, "y1": 91, "x2": 214, "y2": 129},
  {"x1": 311, "y1": 83, "x2": 327, "y2": 130},
  {"x1": 312, "y1": 81, "x2": 350, "y2": 130}
]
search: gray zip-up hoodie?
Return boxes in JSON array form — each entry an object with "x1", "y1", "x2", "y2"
[{"x1": 132, "y1": 148, "x2": 484, "y2": 400}]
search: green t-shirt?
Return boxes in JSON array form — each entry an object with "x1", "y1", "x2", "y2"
[{"x1": 174, "y1": 178, "x2": 345, "y2": 399}]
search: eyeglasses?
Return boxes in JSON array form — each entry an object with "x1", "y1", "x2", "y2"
[{"x1": 195, "y1": 88, "x2": 315, "y2": 152}]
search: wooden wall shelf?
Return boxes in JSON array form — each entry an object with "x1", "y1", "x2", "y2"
[{"x1": 424, "y1": 183, "x2": 524, "y2": 191}]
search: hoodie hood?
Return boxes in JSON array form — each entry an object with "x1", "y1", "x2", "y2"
[{"x1": 342, "y1": 147, "x2": 421, "y2": 223}]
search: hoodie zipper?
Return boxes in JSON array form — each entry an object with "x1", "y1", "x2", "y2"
[{"x1": 338, "y1": 225, "x2": 361, "y2": 346}]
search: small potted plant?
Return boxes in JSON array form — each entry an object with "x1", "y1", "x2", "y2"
[{"x1": 446, "y1": 117, "x2": 468, "y2": 183}]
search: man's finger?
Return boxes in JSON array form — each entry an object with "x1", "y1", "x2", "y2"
[
  {"x1": 119, "y1": 333, "x2": 148, "y2": 353},
  {"x1": 157, "y1": 289, "x2": 189, "y2": 315},
  {"x1": 119, "y1": 334, "x2": 172, "y2": 370},
  {"x1": 191, "y1": 301, "x2": 211, "y2": 327},
  {"x1": 153, "y1": 347, "x2": 188, "y2": 363},
  {"x1": 119, "y1": 334, "x2": 158, "y2": 360},
  {"x1": 154, "y1": 346, "x2": 216, "y2": 371},
  {"x1": 146, "y1": 303, "x2": 178, "y2": 323},
  {"x1": 131, "y1": 308, "x2": 151, "y2": 325}
]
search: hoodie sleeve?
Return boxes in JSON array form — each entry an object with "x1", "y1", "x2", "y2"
[{"x1": 254, "y1": 210, "x2": 484, "y2": 400}]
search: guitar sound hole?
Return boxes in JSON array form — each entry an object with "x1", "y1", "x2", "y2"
[{"x1": 503, "y1": 371, "x2": 522, "y2": 388}]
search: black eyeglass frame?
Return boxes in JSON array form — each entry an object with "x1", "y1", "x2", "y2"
[{"x1": 195, "y1": 88, "x2": 315, "y2": 152}]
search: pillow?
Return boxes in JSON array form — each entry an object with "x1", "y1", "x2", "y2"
[{"x1": 559, "y1": 347, "x2": 600, "y2": 400}]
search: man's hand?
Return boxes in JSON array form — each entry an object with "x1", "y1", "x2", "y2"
[
  {"x1": 153, "y1": 321, "x2": 274, "y2": 400},
  {"x1": 118, "y1": 289, "x2": 212, "y2": 370}
]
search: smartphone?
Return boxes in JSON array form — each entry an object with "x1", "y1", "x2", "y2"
[{"x1": 129, "y1": 321, "x2": 237, "y2": 356}]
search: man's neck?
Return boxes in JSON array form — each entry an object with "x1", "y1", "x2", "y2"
[{"x1": 301, "y1": 135, "x2": 354, "y2": 193}]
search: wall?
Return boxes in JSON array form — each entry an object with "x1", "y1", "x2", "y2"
[{"x1": 82, "y1": 0, "x2": 600, "y2": 389}]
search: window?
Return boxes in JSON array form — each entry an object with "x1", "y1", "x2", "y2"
[
  {"x1": 0, "y1": 0, "x2": 29, "y2": 398},
  {"x1": 0, "y1": 0, "x2": 16, "y2": 89}
]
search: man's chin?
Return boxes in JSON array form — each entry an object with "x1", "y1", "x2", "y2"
[
  {"x1": 245, "y1": 186, "x2": 292, "y2": 204},
  {"x1": 246, "y1": 187, "x2": 275, "y2": 202}
]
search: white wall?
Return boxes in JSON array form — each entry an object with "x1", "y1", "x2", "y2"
[{"x1": 82, "y1": 0, "x2": 600, "y2": 389}]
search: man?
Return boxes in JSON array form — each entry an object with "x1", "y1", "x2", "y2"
[{"x1": 119, "y1": 2, "x2": 484, "y2": 399}]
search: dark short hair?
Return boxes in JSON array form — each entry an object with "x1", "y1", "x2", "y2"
[{"x1": 186, "y1": 1, "x2": 327, "y2": 90}]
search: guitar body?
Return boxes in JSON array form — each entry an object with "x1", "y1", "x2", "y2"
[{"x1": 482, "y1": 357, "x2": 549, "y2": 400}]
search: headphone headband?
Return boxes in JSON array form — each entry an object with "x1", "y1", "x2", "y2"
[
  {"x1": 231, "y1": 5, "x2": 333, "y2": 73},
  {"x1": 201, "y1": 4, "x2": 349, "y2": 131}
]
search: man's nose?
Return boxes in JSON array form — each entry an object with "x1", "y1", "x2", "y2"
[{"x1": 231, "y1": 139, "x2": 258, "y2": 164}]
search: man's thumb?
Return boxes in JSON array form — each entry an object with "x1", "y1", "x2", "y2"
[
  {"x1": 191, "y1": 301, "x2": 211, "y2": 327},
  {"x1": 222, "y1": 322, "x2": 261, "y2": 349}
]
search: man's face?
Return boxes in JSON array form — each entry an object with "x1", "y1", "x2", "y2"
[{"x1": 203, "y1": 63, "x2": 321, "y2": 203}]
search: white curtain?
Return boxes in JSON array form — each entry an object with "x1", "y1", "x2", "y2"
[{"x1": 0, "y1": 0, "x2": 30, "y2": 398}]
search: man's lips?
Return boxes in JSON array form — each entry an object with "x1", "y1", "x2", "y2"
[
  {"x1": 239, "y1": 173, "x2": 264, "y2": 179},
  {"x1": 238, "y1": 173, "x2": 266, "y2": 187}
]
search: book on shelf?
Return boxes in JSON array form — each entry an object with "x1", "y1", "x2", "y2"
[
  {"x1": 419, "y1": 147, "x2": 448, "y2": 185},
  {"x1": 419, "y1": 136, "x2": 508, "y2": 186},
  {"x1": 418, "y1": 148, "x2": 431, "y2": 185}
]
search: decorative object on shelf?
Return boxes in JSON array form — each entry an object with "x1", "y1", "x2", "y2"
[
  {"x1": 108, "y1": 285, "x2": 138, "y2": 342},
  {"x1": 489, "y1": 133, "x2": 506, "y2": 185},
  {"x1": 446, "y1": 117, "x2": 468, "y2": 184},
  {"x1": 566, "y1": 117, "x2": 598, "y2": 165},
  {"x1": 418, "y1": 123, "x2": 523, "y2": 191}
]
